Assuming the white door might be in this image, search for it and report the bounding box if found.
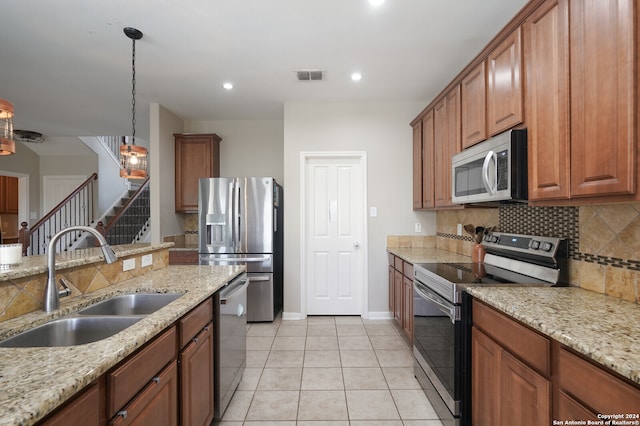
[304,154,366,315]
[42,175,87,222]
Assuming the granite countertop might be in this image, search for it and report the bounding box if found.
[0,264,245,426]
[467,286,640,385]
[0,243,175,282]
[387,246,470,264]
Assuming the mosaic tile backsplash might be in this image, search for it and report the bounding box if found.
[436,204,640,304]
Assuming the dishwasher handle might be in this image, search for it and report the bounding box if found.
[220,275,250,304]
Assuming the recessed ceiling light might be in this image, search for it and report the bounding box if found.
[351,72,363,81]
[222,82,234,90]
[368,0,385,6]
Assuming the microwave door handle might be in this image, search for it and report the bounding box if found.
[482,150,497,194]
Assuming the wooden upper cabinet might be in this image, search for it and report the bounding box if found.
[433,98,448,207]
[461,61,487,149]
[569,0,636,198]
[412,121,423,210]
[445,85,461,207]
[422,110,435,209]
[524,0,571,201]
[174,133,222,213]
[487,27,523,136]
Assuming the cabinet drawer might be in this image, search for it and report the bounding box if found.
[473,300,550,375]
[558,347,640,415]
[388,253,395,266]
[41,381,101,426]
[108,326,177,418]
[110,361,178,426]
[394,256,404,271]
[403,261,414,278]
[179,298,213,348]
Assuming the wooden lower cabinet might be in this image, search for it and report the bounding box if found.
[388,254,414,342]
[500,350,550,426]
[180,323,215,426]
[471,328,500,426]
[109,361,178,426]
[40,381,104,426]
[473,300,640,425]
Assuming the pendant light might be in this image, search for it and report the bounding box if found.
[120,27,148,179]
[0,99,15,156]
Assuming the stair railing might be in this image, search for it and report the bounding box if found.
[97,176,150,245]
[19,173,98,256]
[97,136,125,160]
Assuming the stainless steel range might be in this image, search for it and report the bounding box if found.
[413,232,567,426]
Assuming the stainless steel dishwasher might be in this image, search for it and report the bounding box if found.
[214,272,249,420]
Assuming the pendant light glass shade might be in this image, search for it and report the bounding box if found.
[0,99,15,156]
[119,27,148,179]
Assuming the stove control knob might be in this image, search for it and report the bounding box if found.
[484,234,492,242]
[492,236,499,243]
[541,242,553,252]
[531,240,540,250]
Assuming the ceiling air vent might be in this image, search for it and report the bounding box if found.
[14,129,45,143]
[296,69,325,81]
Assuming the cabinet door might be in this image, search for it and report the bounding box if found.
[41,382,102,426]
[487,28,523,136]
[434,86,461,208]
[524,0,571,201]
[174,134,221,213]
[402,275,413,341]
[472,328,500,426]
[388,265,395,314]
[393,269,403,326]
[433,98,448,208]
[421,110,435,209]
[569,0,635,197]
[556,391,598,422]
[412,121,423,210]
[461,61,487,148]
[180,324,214,426]
[110,361,178,426]
[500,350,550,426]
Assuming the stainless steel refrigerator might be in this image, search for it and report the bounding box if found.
[198,177,283,322]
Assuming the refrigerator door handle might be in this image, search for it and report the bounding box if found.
[249,274,271,282]
[234,179,241,251]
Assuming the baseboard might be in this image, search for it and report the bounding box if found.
[364,311,394,320]
[282,311,304,321]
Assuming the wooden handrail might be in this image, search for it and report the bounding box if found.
[29,173,98,231]
[103,176,150,233]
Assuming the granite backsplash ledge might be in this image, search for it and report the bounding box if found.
[0,243,173,322]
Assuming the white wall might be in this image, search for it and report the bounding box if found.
[185,120,284,183]
[283,101,436,317]
[150,103,184,242]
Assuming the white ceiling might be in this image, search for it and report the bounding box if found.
[1,0,527,155]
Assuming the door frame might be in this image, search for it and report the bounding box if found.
[299,151,369,319]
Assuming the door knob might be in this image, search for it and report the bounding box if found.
[354,242,360,249]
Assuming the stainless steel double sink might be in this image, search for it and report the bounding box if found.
[0,293,183,348]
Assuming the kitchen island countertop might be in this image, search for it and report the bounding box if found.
[467,286,640,386]
[0,264,245,426]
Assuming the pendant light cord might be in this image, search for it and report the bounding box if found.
[131,37,137,146]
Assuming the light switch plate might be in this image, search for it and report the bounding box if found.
[415,223,422,233]
[141,254,153,267]
[123,258,135,271]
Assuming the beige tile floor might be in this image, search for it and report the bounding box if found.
[216,315,443,426]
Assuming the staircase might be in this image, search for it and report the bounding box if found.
[97,178,150,246]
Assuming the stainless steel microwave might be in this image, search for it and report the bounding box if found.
[451,129,527,204]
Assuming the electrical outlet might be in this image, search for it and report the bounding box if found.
[141,254,153,267]
[414,223,422,233]
[457,223,463,236]
[123,258,135,271]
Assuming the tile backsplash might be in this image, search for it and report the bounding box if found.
[436,204,640,304]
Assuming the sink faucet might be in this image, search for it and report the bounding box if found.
[45,226,118,312]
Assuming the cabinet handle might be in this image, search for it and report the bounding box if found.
[117,410,128,419]
[204,326,209,331]
[152,377,161,384]
[192,337,199,343]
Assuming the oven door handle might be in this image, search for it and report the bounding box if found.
[414,283,459,324]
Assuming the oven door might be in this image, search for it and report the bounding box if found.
[413,278,462,418]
